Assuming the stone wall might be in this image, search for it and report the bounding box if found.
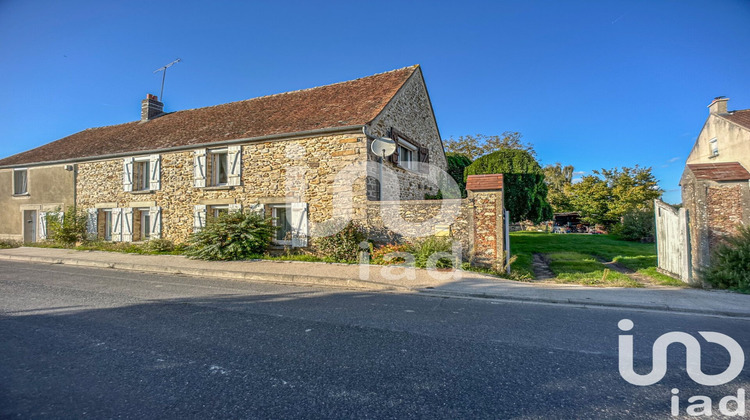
[681,172,750,278]
[361,187,506,267]
[77,133,367,243]
[366,67,447,202]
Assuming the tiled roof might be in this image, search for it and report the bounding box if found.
[466,174,504,191]
[0,65,419,167]
[686,162,750,181]
[721,109,750,131]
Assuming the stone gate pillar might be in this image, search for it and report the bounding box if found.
[466,174,507,270]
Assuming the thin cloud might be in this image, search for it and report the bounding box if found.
[668,157,680,163]
[572,171,586,176]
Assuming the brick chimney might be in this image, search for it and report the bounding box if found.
[141,94,163,121]
[708,96,728,115]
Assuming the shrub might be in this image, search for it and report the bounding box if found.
[406,236,455,269]
[612,208,654,242]
[313,222,366,263]
[0,239,22,249]
[701,225,750,292]
[144,238,176,253]
[186,211,276,261]
[47,206,89,246]
[371,243,410,265]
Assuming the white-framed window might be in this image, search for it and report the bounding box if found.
[210,149,229,186]
[140,208,151,240]
[271,204,293,245]
[398,139,417,171]
[134,159,151,191]
[709,138,719,157]
[13,169,28,195]
[209,204,229,219]
[123,155,160,192]
[103,209,113,241]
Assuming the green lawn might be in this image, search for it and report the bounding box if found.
[510,232,685,287]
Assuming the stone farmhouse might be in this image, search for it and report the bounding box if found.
[0,65,446,245]
[680,97,750,278]
[0,65,508,267]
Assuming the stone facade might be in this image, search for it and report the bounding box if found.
[75,67,449,246]
[77,133,366,243]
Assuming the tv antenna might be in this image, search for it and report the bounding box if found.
[153,58,181,102]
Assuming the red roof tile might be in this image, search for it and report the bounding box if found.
[466,174,504,191]
[686,162,750,181]
[721,109,750,131]
[0,66,419,167]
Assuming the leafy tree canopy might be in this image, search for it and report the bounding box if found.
[443,132,535,160]
[543,163,575,213]
[569,165,662,226]
[465,148,553,223]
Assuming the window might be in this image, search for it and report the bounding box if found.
[104,209,113,241]
[398,140,417,171]
[210,150,229,186]
[272,205,293,245]
[140,209,151,240]
[13,169,27,195]
[209,205,229,219]
[709,138,719,157]
[134,160,151,191]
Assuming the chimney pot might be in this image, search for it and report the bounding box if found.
[141,93,164,121]
[708,96,729,115]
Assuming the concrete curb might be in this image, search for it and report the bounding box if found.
[0,254,406,292]
[4,253,750,318]
[418,290,750,319]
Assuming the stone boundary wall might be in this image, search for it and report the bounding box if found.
[361,186,506,267]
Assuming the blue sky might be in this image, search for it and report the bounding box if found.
[1,0,749,204]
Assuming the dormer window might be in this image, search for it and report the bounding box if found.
[709,138,719,157]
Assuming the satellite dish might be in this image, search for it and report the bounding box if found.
[370,137,396,157]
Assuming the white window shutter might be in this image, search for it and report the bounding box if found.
[150,154,161,190]
[194,205,207,232]
[150,206,162,239]
[38,212,48,240]
[122,208,133,242]
[227,145,242,186]
[228,203,242,213]
[194,149,207,188]
[86,208,98,239]
[123,157,134,192]
[112,209,123,242]
[290,202,308,248]
[249,203,265,217]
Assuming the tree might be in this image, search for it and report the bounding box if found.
[445,152,473,198]
[464,148,553,223]
[543,163,575,213]
[443,132,535,160]
[569,166,662,226]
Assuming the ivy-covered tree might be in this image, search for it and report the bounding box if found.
[443,132,535,160]
[464,148,553,223]
[445,152,473,197]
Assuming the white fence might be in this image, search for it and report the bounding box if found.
[654,199,691,283]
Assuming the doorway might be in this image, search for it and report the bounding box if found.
[23,210,37,243]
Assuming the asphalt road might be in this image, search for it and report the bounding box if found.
[1,260,749,419]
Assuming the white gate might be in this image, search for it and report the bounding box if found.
[654,199,691,283]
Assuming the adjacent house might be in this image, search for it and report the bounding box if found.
[0,65,447,246]
[680,97,750,278]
